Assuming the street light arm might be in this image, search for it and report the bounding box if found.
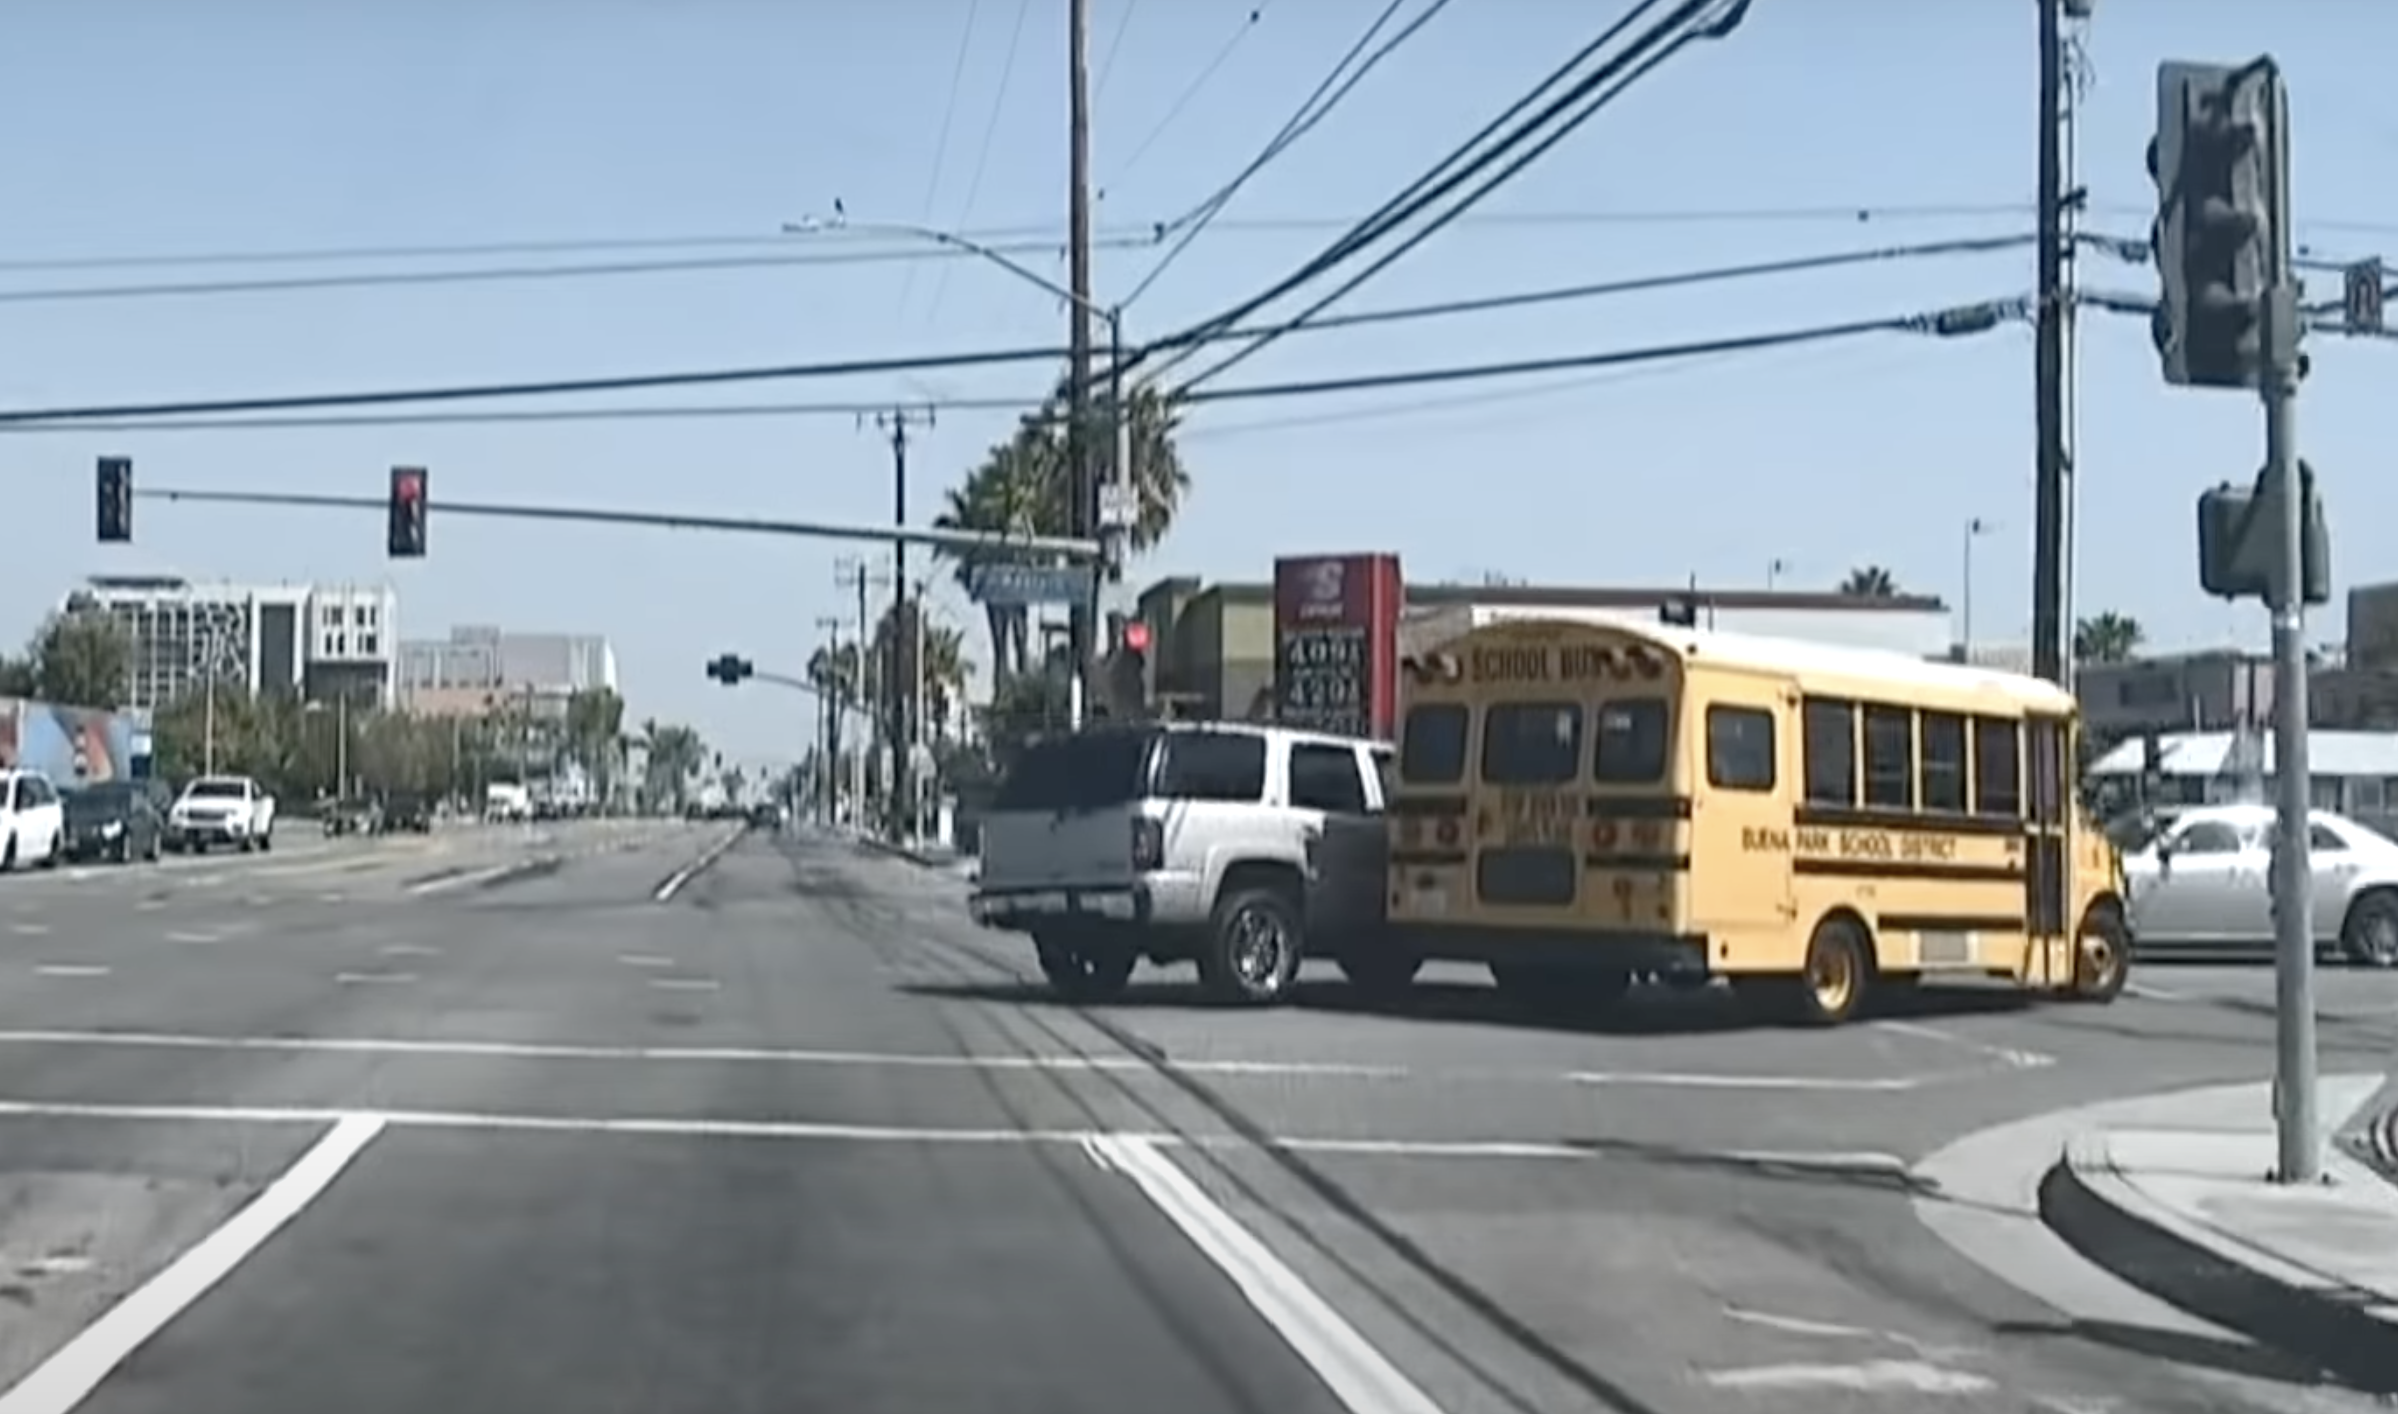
[781,216,1120,334]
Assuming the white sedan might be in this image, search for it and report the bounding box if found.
[2123,803,2398,967]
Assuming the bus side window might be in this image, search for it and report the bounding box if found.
[1802,697,1856,806]
[1921,711,1968,813]
[1973,717,2023,818]
[1706,706,1776,792]
[1863,704,1915,809]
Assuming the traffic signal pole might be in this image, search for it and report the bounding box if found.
[2253,70,2318,1185]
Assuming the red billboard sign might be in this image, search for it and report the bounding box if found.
[1273,554,1402,741]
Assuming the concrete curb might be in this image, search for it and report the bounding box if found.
[851,833,969,875]
[2040,1133,2398,1393]
[2334,1074,2398,1185]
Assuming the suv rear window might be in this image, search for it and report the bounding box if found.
[994,730,1157,812]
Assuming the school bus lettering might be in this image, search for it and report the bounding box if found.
[1500,791,1574,845]
[1838,830,1896,859]
[1740,826,1791,853]
[1794,828,1834,854]
[1471,647,1552,683]
[1899,833,1959,862]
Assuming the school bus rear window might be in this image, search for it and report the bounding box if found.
[1400,704,1468,783]
[1482,702,1582,786]
[1593,699,1668,783]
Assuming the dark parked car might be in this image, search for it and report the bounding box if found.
[383,793,434,833]
[60,782,164,864]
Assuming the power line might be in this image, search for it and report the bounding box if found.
[0,303,2009,434]
[1168,0,1754,392]
[1141,0,1743,386]
[1149,233,2036,351]
[1094,0,1141,100]
[0,239,2018,430]
[0,342,1078,425]
[920,0,1035,330]
[892,0,987,325]
[1171,308,1987,407]
[0,237,1162,307]
[1122,0,1451,308]
[1106,2,1275,182]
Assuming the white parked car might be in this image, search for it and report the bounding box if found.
[166,775,277,854]
[2123,803,2398,967]
[0,768,65,872]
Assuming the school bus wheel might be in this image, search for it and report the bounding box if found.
[1741,916,1873,1026]
[2068,899,2130,1004]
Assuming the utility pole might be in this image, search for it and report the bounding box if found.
[2029,0,2070,687]
[814,615,843,826]
[833,556,889,835]
[1065,0,1097,724]
[869,407,933,844]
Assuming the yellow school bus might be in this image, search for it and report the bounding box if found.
[1381,615,2129,1025]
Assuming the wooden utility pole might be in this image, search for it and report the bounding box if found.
[1066,0,1096,717]
[871,407,933,842]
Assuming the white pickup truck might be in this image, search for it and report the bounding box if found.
[166,775,276,854]
[969,721,1396,1005]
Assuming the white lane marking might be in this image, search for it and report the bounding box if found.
[1699,1360,1994,1394]
[0,1096,1912,1172]
[2125,981,2184,1001]
[649,978,721,992]
[165,931,221,945]
[617,954,675,968]
[379,944,441,958]
[335,972,416,986]
[1722,1307,1886,1340]
[1719,1148,1913,1173]
[317,893,347,904]
[1870,1018,2054,1071]
[0,1028,1407,1079]
[1086,1134,1447,1414]
[10,923,51,936]
[405,861,533,896]
[652,827,748,902]
[135,899,167,912]
[1571,1069,1920,1093]
[32,966,109,979]
[0,1114,383,1414]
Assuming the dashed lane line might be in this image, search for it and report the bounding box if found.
[30,965,110,979]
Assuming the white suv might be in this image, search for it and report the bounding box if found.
[0,769,66,873]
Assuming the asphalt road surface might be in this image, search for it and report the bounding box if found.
[0,823,2391,1414]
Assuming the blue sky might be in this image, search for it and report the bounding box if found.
[3,2,2392,763]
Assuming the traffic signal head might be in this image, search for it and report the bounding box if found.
[387,466,428,558]
[704,653,753,685]
[2151,61,2278,390]
[96,456,132,543]
[2195,463,2329,606]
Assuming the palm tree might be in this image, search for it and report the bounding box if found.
[1839,565,1901,597]
[637,718,706,811]
[2074,611,2146,665]
[933,382,1191,681]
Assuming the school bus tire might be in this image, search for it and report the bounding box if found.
[2068,898,2131,1004]
[1199,884,1305,1006]
[1745,914,1873,1027]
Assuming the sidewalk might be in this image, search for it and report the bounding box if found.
[2042,1071,2398,1393]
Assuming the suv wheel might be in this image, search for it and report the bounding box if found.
[1199,885,1304,1006]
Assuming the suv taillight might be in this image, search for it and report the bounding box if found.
[1130,817,1164,872]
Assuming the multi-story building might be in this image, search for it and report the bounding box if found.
[59,575,398,712]
[397,625,619,720]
